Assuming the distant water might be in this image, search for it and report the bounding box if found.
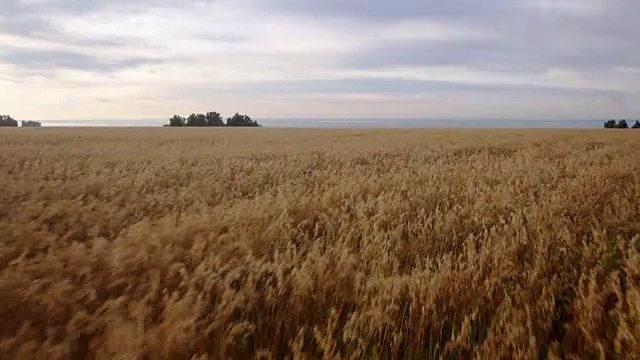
[37,118,607,129]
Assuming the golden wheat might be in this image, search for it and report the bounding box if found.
[1,128,639,359]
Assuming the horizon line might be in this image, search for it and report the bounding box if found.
[15,118,631,123]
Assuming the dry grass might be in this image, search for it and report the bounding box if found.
[1,128,639,359]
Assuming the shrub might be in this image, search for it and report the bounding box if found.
[21,121,41,127]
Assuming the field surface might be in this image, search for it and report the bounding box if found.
[1,128,640,359]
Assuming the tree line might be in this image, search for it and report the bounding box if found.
[4,113,638,129]
[165,112,260,127]
[604,119,640,129]
[0,115,18,127]
[0,115,42,127]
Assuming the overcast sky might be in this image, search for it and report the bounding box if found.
[0,0,638,120]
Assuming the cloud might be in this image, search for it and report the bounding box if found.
[205,77,622,97]
[250,0,510,22]
[0,0,639,120]
[0,46,160,73]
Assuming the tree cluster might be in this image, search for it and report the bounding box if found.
[166,112,260,127]
[21,121,42,127]
[0,115,18,127]
[605,119,640,129]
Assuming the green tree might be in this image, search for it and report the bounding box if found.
[226,113,260,127]
[168,115,185,127]
[0,115,18,127]
[186,113,208,127]
[206,112,224,126]
[617,119,629,129]
[604,119,617,129]
[632,121,640,129]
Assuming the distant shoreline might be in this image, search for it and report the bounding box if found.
[21,119,612,129]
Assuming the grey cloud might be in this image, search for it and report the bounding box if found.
[2,0,175,16]
[255,0,639,73]
[0,0,162,74]
[309,0,640,79]
[343,39,529,71]
[0,47,160,73]
[0,14,57,39]
[252,0,513,22]
[343,33,640,75]
[257,0,639,28]
[5,0,510,21]
[0,0,249,55]
[0,0,133,47]
[0,19,128,48]
[196,78,623,98]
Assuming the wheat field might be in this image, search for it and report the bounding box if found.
[1,128,639,359]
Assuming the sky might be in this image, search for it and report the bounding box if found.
[0,0,639,121]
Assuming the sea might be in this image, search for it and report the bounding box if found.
[36,119,608,129]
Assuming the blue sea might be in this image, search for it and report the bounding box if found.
[37,118,607,129]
